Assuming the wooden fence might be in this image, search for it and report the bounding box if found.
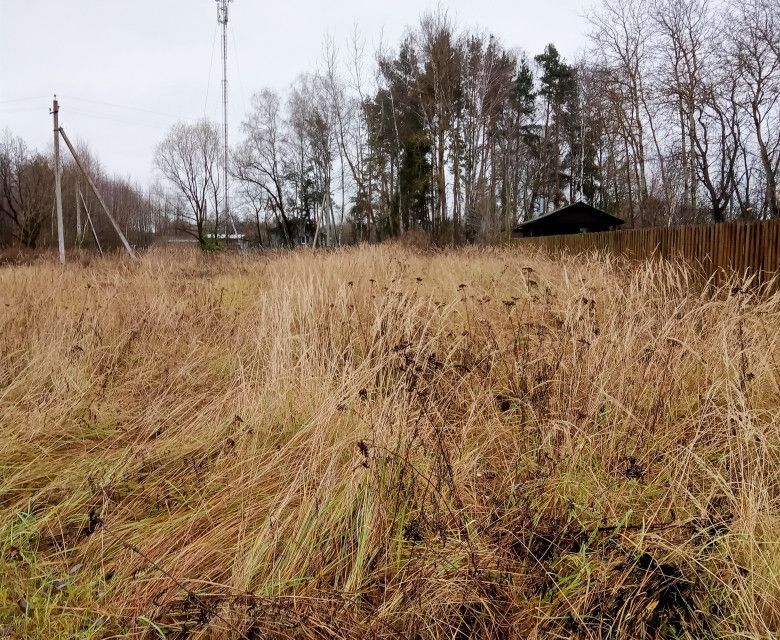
[513,219,780,285]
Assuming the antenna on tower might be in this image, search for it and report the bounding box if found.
[216,0,238,239]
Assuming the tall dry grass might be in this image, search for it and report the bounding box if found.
[0,245,778,639]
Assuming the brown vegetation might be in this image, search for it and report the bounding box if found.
[0,246,778,638]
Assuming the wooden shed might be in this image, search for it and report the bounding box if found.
[514,202,625,238]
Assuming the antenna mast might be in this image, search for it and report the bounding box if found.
[216,0,235,235]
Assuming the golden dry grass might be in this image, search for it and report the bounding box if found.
[0,245,779,639]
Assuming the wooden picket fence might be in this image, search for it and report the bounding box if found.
[513,219,780,286]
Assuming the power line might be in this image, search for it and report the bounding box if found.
[60,95,179,120]
[65,107,176,128]
[0,95,50,104]
[0,94,200,126]
[0,106,50,114]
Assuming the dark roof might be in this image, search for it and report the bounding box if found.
[514,202,624,236]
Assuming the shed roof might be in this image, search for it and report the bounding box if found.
[514,202,624,235]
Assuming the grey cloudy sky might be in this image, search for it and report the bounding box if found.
[0,0,592,185]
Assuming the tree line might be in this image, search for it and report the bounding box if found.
[2,0,778,250]
[0,133,162,251]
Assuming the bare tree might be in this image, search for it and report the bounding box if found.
[289,74,338,246]
[653,0,713,220]
[0,132,53,249]
[322,37,358,244]
[235,90,296,247]
[691,57,742,222]
[154,120,221,246]
[236,180,266,247]
[589,0,654,225]
[731,0,780,218]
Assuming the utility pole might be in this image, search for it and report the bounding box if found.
[51,96,65,264]
[216,0,238,239]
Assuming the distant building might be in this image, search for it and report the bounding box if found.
[513,202,625,238]
[155,233,199,247]
[215,233,249,251]
[154,231,248,250]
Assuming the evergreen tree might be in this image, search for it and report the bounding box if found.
[534,44,577,210]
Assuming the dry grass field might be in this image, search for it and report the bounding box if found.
[0,246,779,639]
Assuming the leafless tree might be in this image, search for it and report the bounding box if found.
[290,74,339,247]
[154,120,222,245]
[589,0,656,225]
[235,90,295,246]
[0,132,53,249]
[730,0,780,217]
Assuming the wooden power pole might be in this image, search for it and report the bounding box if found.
[52,96,65,264]
[48,98,136,261]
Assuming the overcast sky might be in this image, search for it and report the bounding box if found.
[0,0,592,185]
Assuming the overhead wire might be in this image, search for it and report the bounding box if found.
[60,95,179,120]
[57,101,202,130]
[64,107,180,129]
[0,105,50,114]
[0,95,50,104]
[2,16,233,180]
[0,95,192,126]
